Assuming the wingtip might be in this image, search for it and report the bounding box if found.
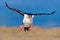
[5,2,9,8]
[53,11,56,13]
[51,11,56,14]
[5,2,7,4]
[5,2,7,5]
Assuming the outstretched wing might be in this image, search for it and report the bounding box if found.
[5,2,24,16]
[30,11,56,16]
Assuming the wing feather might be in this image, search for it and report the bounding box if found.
[5,2,24,16]
[31,11,56,16]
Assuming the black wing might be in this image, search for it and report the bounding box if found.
[30,11,56,16]
[5,2,24,16]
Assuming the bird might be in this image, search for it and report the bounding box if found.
[5,2,56,32]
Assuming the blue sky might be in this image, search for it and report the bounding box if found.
[0,0,60,28]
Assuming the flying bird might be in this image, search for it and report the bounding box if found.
[5,2,56,32]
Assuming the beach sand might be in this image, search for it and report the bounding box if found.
[0,26,60,40]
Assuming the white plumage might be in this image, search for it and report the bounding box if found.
[23,14,34,27]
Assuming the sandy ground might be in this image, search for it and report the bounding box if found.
[0,26,60,40]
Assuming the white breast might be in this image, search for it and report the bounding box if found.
[23,14,31,24]
[23,14,33,27]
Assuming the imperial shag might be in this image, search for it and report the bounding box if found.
[5,2,56,32]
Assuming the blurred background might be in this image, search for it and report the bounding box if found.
[0,0,60,28]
